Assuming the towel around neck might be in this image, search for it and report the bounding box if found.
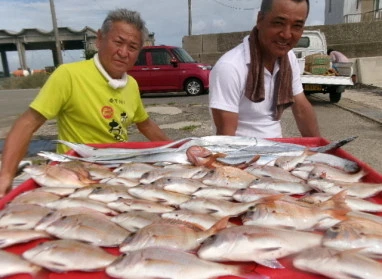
[244,27,294,121]
[93,53,128,89]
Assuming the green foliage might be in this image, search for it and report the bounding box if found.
[180,125,200,131]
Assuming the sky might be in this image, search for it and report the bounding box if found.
[0,0,325,72]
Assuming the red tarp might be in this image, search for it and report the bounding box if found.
[1,138,382,279]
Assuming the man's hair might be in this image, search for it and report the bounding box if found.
[100,8,149,45]
[260,0,310,16]
[327,48,334,55]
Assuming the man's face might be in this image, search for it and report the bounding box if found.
[96,21,142,79]
[256,0,307,60]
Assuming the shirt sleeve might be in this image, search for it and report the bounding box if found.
[29,65,72,119]
[209,60,245,113]
[289,51,304,96]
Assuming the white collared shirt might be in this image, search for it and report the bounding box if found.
[209,35,303,138]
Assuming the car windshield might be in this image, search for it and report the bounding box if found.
[172,48,196,63]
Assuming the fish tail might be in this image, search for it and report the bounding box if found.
[233,264,270,279]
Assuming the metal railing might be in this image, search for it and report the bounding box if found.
[344,9,382,23]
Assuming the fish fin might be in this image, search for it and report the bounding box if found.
[207,216,230,232]
[323,190,351,210]
[254,258,284,269]
[234,265,270,279]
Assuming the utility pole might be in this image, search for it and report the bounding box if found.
[49,0,63,66]
[188,0,192,36]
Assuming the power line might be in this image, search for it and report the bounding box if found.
[212,0,259,11]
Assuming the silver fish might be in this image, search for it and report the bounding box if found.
[113,162,159,179]
[198,225,322,269]
[119,216,229,252]
[245,164,303,182]
[0,250,42,277]
[192,186,237,201]
[0,229,50,248]
[9,190,61,206]
[106,247,267,279]
[151,177,208,195]
[128,185,190,206]
[308,178,382,198]
[45,213,131,247]
[0,204,52,230]
[45,197,118,215]
[248,177,312,195]
[111,211,162,232]
[107,198,175,213]
[308,164,367,183]
[202,166,258,188]
[23,239,117,272]
[293,246,382,279]
[233,188,282,203]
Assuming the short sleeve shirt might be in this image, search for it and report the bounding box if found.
[209,35,303,138]
[30,59,149,153]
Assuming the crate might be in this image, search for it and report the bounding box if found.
[333,62,353,76]
[304,53,331,66]
[305,64,330,75]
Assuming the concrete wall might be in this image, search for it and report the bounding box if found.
[182,21,382,86]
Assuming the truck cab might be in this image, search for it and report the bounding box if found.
[293,30,353,103]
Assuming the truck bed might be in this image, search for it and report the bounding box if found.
[301,75,353,85]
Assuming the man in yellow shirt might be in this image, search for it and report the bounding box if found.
[0,8,170,196]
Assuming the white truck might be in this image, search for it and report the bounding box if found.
[293,30,354,103]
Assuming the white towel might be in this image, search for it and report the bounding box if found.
[93,53,128,89]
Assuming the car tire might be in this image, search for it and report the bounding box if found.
[329,92,342,103]
[185,78,203,96]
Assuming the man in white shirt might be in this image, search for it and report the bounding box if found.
[209,0,320,139]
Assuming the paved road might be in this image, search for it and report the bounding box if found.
[0,88,381,174]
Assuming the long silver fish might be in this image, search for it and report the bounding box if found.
[293,246,382,279]
[23,239,117,272]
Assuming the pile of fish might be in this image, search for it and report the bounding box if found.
[1,135,382,279]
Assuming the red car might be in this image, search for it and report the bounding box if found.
[128,45,212,96]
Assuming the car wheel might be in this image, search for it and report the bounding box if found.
[185,78,203,96]
[329,92,342,103]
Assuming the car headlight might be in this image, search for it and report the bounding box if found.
[197,65,212,70]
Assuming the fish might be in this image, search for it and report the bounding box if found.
[179,197,256,218]
[192,186,237,201]
[107,197,175,213]
[87,184,134,202]
[242,194,349,231]
[106,247,267,279]
[45,197,118,215]
[307,178,382,198]
[9,190,61,206]
[274,149,313,171]
[113,162,160,179]
[119,216,229,252]
[245,164,304,183]
[151,177,208,195]
[0,250,42,277]
[308,164,367,183]
[233,188,282,203]
[0,229,50,248]
[127,185,190,206]
[197,225,322,269]
[23,164,96,188]
[293,246,382,279]
[202,166,258,188]
[322,217,382,258]
[45,213,131,247]
[0,204,52,230]
[111,211,162,232]
[304,152,360,173]
[161,209,232,230]
[23,239,117,272]
[99,176,140,187]
[139,165,209,184]
[248,177,312,195]
[300,191,382,212]
[35,206,111,231]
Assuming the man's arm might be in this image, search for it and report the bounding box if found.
[136,118,170,141]
[0,108,47,197]
[292,93,321,137]
[211,108,238,136]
